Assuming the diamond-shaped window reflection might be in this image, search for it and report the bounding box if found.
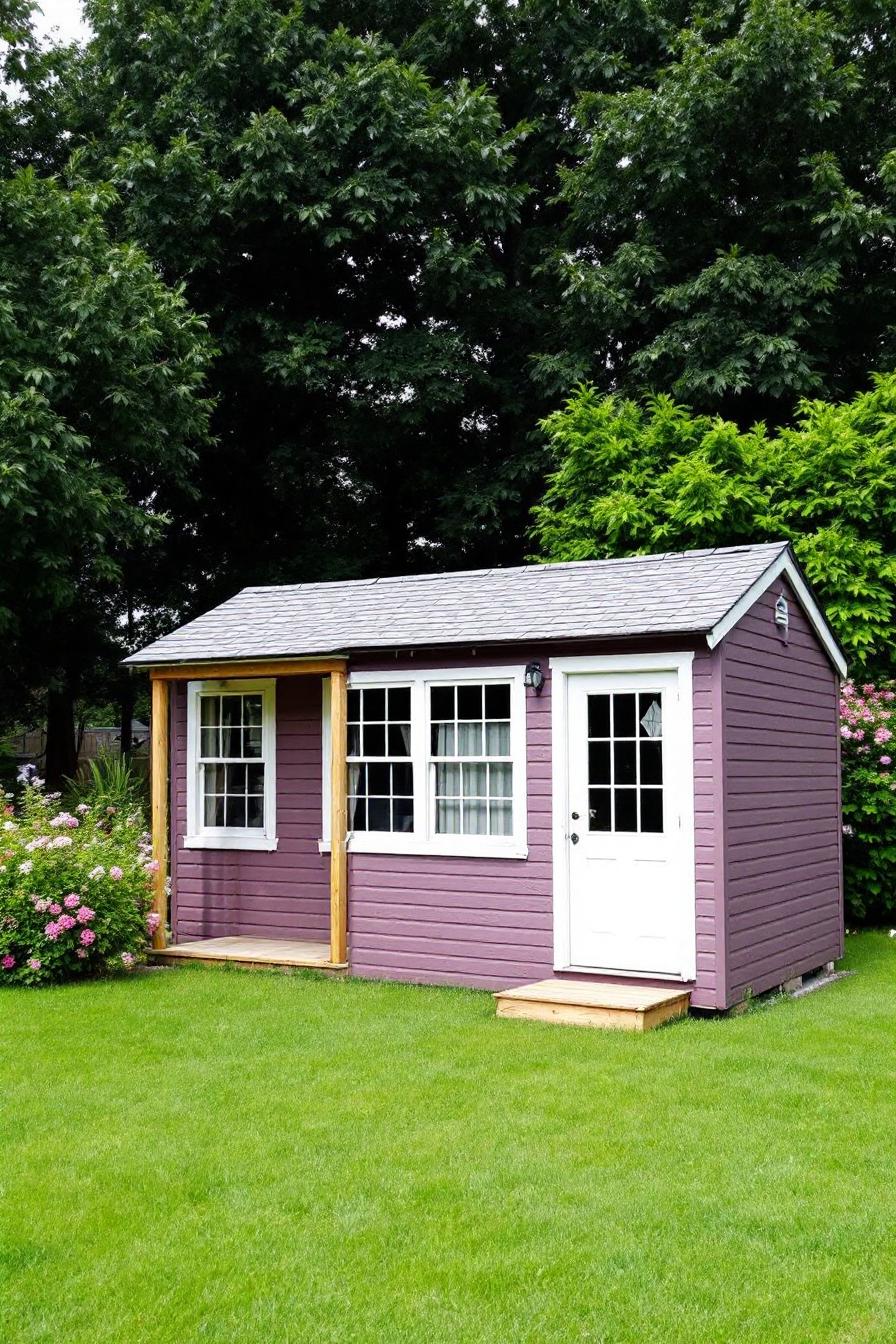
[640,699,662,739]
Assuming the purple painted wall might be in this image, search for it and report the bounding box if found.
[720,579,843,1003]
[170,677,330,941]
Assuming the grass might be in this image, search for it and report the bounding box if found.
[2,934,895,1343]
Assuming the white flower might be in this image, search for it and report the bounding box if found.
[88,865,105,880]
[2,820,16,832]
[18,860,33,874]
[47,835,73,849]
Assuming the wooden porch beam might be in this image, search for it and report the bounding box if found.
[150,677,170,950]
[148,658,347,682]
[329,667,349,966]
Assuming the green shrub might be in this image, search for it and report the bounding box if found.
[841,681,896,924]
[69,748,147,813]
[0,772,159,986]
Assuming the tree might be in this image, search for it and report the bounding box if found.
[554,0,896,425]
[0,168,212,783]
[532,374,896,669]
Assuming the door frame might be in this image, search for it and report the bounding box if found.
[550,652,697,980]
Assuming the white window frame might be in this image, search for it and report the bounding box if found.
[321,666,528,859]
[185,678,278,851]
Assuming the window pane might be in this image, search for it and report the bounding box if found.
[348,763,366,797]
[225,796,247,828]
[389,687,411,720]
[246,795,264,828]
[488,762,513,798]
[347,688,361,722]
[435,763,461,797]
[615,788,637,832]
[484,720,510,756]
[367,763,391,796]
[464,798,488,835]
[457,685,483,721]
[200,696,220,727]
[222,696,242,727]
[436,798,460,834]
[430,685,454,720]
[244,696,263,727]
[614,741,637,786]
[221,725,242,758]
[639,694,663,739]
[392,762,413,796]
[613,694,636,738]
[347,724,361,756]
[246,765,265,795]
[388,723,411,756]
[490,800,512,836]
[200,728,219,759]
[244,727,263,758]
[431,723,455,756]
[640,741,663,786]
[204,794,224,827]
[457,721,482,755]
[364,688,386,721]
[392,797,414,833]
[588,742,610,786]
[363,723,386,757]
[641,789,663,833]
[226,763,247,793]
[485,684,511,719]
[205,764,227,794]
[588,694,610,738]
[367,797,390,831]
[588,788,611,832]
[462,763,488,798]
[350,796,367,830]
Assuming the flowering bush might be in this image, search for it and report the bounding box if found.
[841,681,896,923]
[0,771,160,986]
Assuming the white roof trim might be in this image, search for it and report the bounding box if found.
[706,550,847,677]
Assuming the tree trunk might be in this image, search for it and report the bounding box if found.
[44,680,78,789]
[119,675,135,759]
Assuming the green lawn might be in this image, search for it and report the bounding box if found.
[2,934,895,1343]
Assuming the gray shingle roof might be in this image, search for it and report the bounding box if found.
[124,542,796,667]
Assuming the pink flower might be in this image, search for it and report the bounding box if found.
[881,755,892,766]
[47,835,72,849]
[76,803,90,814]
[44,921,61,941]
[121,951,135,968]
[146,911,161,934]
[1,954,15,970]
[63,893,80,909]
[875,727,892,745]
[58,913,76,931]
[146,859,160,874]
[27,958,41,971]
[109,866,123,881]
[80,928,96,947]
[49,902,62,916]
[76,948,87,959]
[32,896,49,913]
[76,906,94,924]
[49,812,78,829]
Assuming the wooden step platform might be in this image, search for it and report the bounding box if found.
[150,936,346,973]
[494,979,691,1031]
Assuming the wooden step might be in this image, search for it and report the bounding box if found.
[494,979,690,1031]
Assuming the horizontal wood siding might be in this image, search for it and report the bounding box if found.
[722,580,843,1004]
[347,651,554,990]
[170,677,330,941]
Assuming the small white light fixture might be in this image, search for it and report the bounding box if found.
[775,593,789,629]
[524,660,545,695]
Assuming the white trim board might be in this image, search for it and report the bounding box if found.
[550,652,697,981]
[707,550,847,677]
[184,678,279,853]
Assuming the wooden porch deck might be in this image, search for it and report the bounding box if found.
[150,936,347,973]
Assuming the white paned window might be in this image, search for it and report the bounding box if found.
[322,667,527,859]
[186,679,277,851]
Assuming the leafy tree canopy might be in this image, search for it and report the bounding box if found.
[532,374,896,668]
[0,166,212,775]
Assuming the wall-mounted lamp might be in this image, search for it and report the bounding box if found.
[774,593,789,644]
[524,660,546,695]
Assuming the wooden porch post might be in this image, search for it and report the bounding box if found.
[329,668,348,965]
[150,677,170,950]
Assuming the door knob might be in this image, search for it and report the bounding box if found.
[571,811,580,820]
[570,833,579,845]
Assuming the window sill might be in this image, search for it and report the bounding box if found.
[183,834,279,852]
[318,837,528,861]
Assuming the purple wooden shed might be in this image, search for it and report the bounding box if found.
[126,541,846,1019]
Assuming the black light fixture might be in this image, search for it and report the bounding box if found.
[524,660,545,695]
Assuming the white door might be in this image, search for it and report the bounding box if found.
[563,670,693,976]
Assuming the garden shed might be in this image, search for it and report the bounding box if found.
[125,541,845,1022]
